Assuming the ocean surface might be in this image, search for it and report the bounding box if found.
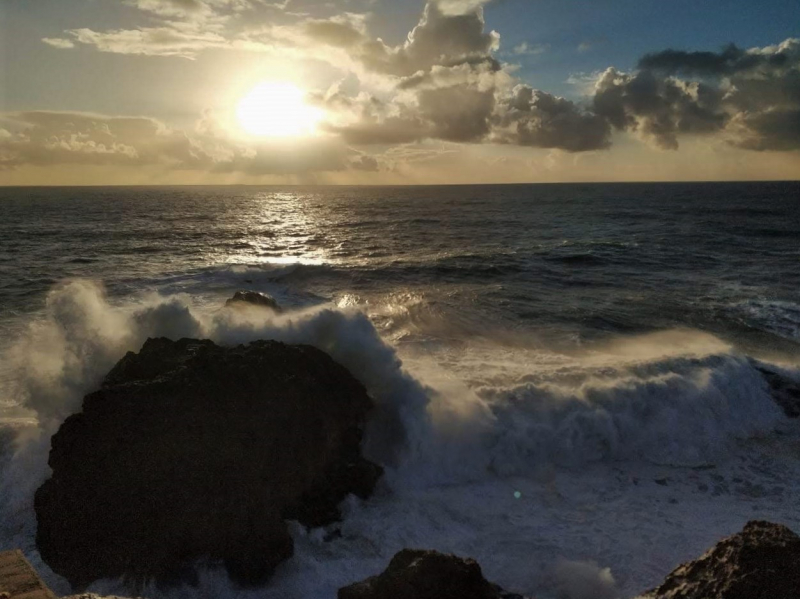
[1,182,799,598]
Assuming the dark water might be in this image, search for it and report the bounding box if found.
[1,182,798,350]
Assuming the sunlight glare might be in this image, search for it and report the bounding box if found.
[236,82,323,138]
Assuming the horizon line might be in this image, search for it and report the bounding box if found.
[1,179,799,189]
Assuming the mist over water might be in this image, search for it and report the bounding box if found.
[1,182,799,598]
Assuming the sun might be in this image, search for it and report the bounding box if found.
[236,82,323,138]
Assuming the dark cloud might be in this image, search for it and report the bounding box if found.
[387,2,499,75]
[638,43,794,77]
[593,38,800,151]
[420,85,495,142]
[730,109,800,151]
[349,153,380,171]
[593,69,726,149]
[495,86,611,151]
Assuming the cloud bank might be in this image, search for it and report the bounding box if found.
[19,0,800,180]
[0,111,357,175]
[595,38,800,150]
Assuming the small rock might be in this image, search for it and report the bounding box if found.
[338,550,528,599]
[225,290,282,312]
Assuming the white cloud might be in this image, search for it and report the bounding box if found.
[42,38,76,49]
[64,27,229,59]
[433,0,493,16]
[513,42,548,56]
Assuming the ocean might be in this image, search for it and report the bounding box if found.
[1,181,799,598]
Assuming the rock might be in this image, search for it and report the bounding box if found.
[0,550,57,599]
[35,337,382,590]
[338,550,527,599]
[753,363,800,418]
[641,520,800,598]
[225,290,282,312]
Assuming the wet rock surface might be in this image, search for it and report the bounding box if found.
[641,520,800,598]
[225,290,282,312]
[338,549,527,599]
[35,337,382,590]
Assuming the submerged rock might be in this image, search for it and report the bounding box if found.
[640,520,800,598]
[225,290,282,312]
[338,550,527,599]
[35,337,382,590]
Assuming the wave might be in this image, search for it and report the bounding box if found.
[0,280,796,598]
[733,298,800,341]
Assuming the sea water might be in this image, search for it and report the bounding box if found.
[1,182,799,598]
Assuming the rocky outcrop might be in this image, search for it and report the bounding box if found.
[0,550,56,599]
[338,550,526,599]
[641,520,800,598]
[35,337,382,590]
[225,291,282,312]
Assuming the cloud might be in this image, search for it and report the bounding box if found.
[273,3,500,78]
[349,153,380,171]
[593,38,800,150]
[299,4,606,152]
[0,111,352,175]
[593,68,726,149]
[728,108,800,151]
[0,112,199,169]
[44,0,283,58]
[127,0,270,24]
[42,38,75,49]
[64,27,229,59]
[433,0,494,16]
[494,85,611,151]
[513,42,549,56]
[638,40,798,77]
[37,0,800,156]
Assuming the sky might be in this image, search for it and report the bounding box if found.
[0,0,799,184]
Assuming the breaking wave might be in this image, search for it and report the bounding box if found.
[0,279,797,598]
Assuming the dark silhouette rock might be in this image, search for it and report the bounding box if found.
[754,363,800,418]
[338,550,526,599]
[35,337,382,590]
[225,290,282,312]
[641,520,800,598]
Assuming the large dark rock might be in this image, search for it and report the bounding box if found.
[641,520,800,598]
[225,291,282,312]
[338,550,527,599]
[35,337,382,590]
